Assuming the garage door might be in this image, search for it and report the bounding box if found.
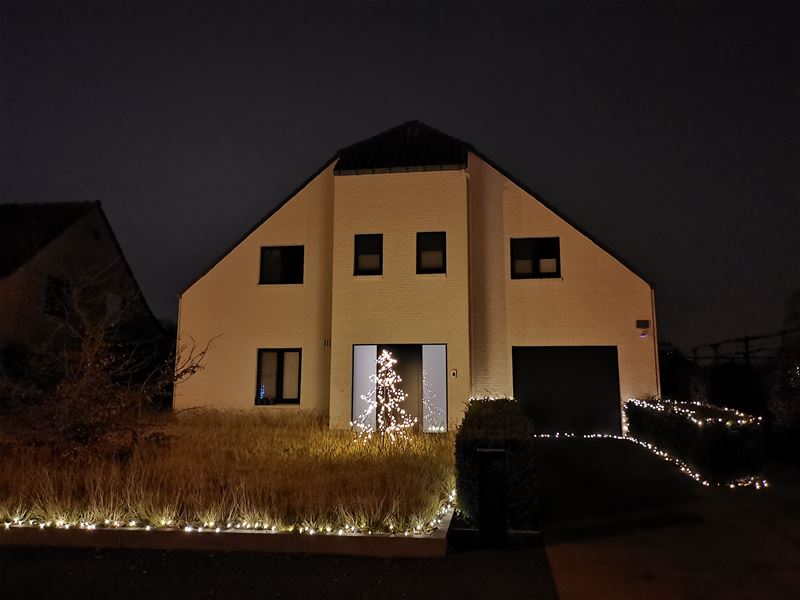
[512,346,622,435]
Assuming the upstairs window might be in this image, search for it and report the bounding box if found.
[416,232,446,274]
[354,234,383,276]
[510,237,561,279]
[259,246,304,284]
[256,349,301,405]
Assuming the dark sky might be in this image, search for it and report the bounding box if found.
[1,0,798,350]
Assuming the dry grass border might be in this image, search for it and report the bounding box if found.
[0,410,455,535]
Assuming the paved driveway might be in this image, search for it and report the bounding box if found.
[537,438,800,599]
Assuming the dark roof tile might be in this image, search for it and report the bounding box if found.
[334,120,469,174]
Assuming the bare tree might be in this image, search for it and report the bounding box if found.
[1,259,212,457]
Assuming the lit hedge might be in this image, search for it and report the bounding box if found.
[454,398,537,530]
[624,398,765,483]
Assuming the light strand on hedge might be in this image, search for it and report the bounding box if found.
[535,432,768,490]
[624,397,762,428]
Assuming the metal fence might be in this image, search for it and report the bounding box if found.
[689,328,800,365]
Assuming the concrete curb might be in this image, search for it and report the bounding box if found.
[1,509,453,558]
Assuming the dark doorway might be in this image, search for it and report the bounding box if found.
[512,346,622,435]
[377,344,422,425]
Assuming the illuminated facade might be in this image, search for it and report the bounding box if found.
[175,121,660,433]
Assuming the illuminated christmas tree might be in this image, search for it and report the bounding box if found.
[352,349,417,445]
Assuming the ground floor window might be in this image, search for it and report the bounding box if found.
[352,344,447,432]
[256,348,301,405]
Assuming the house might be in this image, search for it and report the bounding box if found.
[175,121,660,434]
[0,201,159,374]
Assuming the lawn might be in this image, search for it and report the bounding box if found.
[0,410,455,535]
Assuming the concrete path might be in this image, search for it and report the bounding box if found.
[537,439,800,599]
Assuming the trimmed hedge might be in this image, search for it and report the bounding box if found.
[624,398,765,483]
[455,398,537,530]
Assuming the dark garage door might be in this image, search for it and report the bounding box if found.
[512,346,622,435]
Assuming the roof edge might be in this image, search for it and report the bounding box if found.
[179,155,339,296]
[0,200,99,279]
[90,203,164,332]
[180,121,652,295]
[466,146,654,288]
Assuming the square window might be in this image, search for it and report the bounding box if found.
[510,238,561,279]
[354,234,383,276]
[259,246,304,284]
[256,349,301,405]
[417,232,446,274]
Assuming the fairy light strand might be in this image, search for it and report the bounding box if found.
[1,489,457,537]
[351,349,417,443]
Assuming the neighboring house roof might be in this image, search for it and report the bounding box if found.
[182,120,652,293]
[0,201,97,278]
[0,200,162,331]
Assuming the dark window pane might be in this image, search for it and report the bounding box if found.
[354,234,383,275]
[511,237,561,279]
[417,232,446,274]
[260,246,304,284]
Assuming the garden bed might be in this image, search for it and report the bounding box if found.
[0,410,455,554]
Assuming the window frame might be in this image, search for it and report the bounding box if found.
[510,237,562,279]
[353,233,383,276]
[255,348,302,405]
[416,231,447,275]
[258,245,304,285]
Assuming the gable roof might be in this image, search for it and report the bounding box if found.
[0,201,98,278]
[182,121,652,293]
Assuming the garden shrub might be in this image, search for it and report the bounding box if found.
[455,398,537,530]
[625,397,765,482]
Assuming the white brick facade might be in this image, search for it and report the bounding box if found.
[175,132,659,431]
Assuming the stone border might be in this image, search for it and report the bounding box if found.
[0,508,453,558]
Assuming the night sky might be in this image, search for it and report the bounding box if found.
[1,0,798,350]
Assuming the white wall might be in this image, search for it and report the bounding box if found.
[175,165,335,412]
[468,152,660,413]
[328,169,472,429]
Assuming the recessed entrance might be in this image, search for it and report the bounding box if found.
[352,344,447,432]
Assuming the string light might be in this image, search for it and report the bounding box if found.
[0,491,458,539]
[535,431,767,489]
[624,397,762,427]
[422,368,446,433]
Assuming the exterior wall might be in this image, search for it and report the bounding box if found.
[468,157,512,396]
[468,152,660,412]
[328,170,472,429]
[0,208,140,349]
[175,166,335,412]
[174,150,659,429]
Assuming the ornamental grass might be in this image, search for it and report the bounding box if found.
[0,410,454,534]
